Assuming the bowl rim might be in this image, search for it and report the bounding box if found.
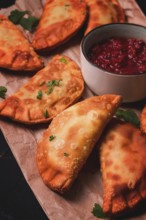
[81,23,146,77]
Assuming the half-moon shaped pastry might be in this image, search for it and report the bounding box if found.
[32,0,87,51]
[36,95,122,193]
[85,0,125,35]
[100,119,146,216]
[0,15,43,71]
[0,55,84,124]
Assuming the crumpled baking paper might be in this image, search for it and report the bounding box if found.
[0,1,146,219]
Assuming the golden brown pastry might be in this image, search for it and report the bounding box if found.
[0,54,84,124]
[85,0,125,35]
[36,95,122,193]
[0,15,43,71]
[32,0,87,51]
[140,106,146,133]
[100,119,146,216]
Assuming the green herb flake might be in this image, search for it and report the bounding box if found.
[47,79,62,87]
[54,79,62,86]
[49,135,56,141]
[0,86,7,99]
[8,9,29,24]
[47,80,55,87]
[8,9,39,32]
[46,87,53,95]
[64,152,69,157]
[92,203,107,219]
[37,90,43,100]
[44,109,49,118]
[115,108,140,128]
[46,79,62,95]
[60,57,68,64]
[19,16,39,31]
[39,81,45,86]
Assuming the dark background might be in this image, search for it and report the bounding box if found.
[0,1,146,220]
[136,0,146,14]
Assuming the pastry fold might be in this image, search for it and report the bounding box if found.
[32,0,87,51]
[0,55,84,124]
[36,95,122,193]
[85,0,125,35]
[100,119,146,216]
[0,15,43,71]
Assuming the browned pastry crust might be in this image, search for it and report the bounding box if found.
[36,95,122,193]
[100,119,146,216]
[85,0,125,35]
[140,105,146,133]
[32,0,87,51]
[0,15,43,71]
[0,54,84,124]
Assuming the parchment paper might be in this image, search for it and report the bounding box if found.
[0,1,146,219]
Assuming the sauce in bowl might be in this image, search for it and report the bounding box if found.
[88,37,146,75]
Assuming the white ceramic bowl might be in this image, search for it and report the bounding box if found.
[80,23,146,102]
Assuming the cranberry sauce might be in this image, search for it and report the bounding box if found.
[88,37,146,75]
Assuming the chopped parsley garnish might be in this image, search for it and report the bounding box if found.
[47,79,62,87]
[53,79,62,86]
[64,152,69,157]
[60,57,68,64]
[92,204,107,219]
[8,10,29,24]
[46,79,62,94]
[46,87,53,95]
[8,9,39,32]
[115,108,140,128]
[44,109,49,118]
[39,81,45,86]
[0,86,7,99]
[49,135,56,141]
[37,90,43,100]
[19,16,39,31]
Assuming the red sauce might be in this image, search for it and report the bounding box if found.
[88,37,146,75]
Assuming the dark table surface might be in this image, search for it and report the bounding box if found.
[0,1,146,220]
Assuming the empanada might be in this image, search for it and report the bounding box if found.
[0,55,84,124]
[32,0,87,51]
[0,15,43,71]
[85,0,125,35]
[140,105,146,133]
[36,95,122,193]
[100,119,146,216]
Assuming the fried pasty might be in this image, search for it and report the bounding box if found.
[85,0,125,35]
[140,106,146,133]
[100,119,146,216]
[36,95,122,193]
[0,15,43,71]
[0,55,84,124]
[32,0,87,51]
